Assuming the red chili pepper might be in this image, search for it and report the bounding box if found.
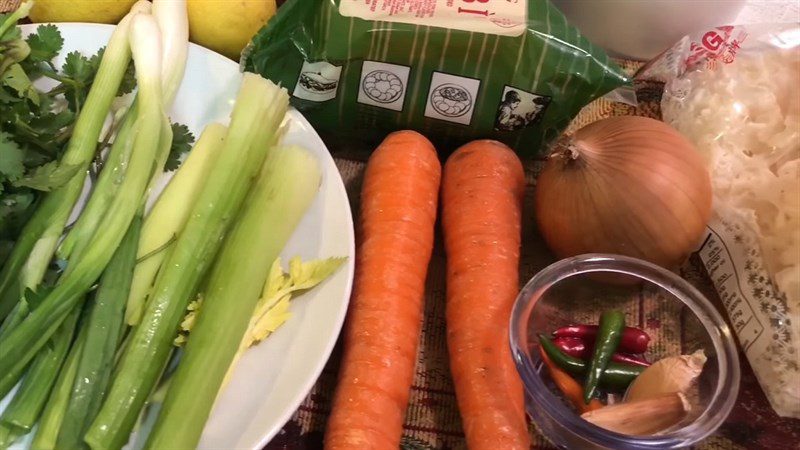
[553,324,651,354]
[553,337,651,367]
[553,337,589,358]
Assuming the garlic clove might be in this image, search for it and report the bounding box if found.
[581,392,691,436]
[624,349,707,403]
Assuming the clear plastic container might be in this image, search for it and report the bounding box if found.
[509,254,740,449]
[551,0,746,60]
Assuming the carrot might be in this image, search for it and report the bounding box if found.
[540,347,604,413]
[441,140,530,450]
[325,131,441,450]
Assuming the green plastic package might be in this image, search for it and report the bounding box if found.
[244,0,627,156]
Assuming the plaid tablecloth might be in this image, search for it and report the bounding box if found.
[1,1,798,448]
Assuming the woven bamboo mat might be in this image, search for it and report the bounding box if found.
[0,0,17,13]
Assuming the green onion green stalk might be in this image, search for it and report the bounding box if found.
[59,0,188,263]
[0,306,81,447]
[0,1,147,323]
[0,9,165,397]
[55,215,142,450]
[29,325,88,450]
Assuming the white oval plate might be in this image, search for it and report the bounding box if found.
[4,23,355,450]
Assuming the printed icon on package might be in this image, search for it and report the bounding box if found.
[430,84,472,118]
[293,61,342,102]
[494,86,551,131]
[424,72,481,125]
[362,70,404,103]
[357,61,411,111]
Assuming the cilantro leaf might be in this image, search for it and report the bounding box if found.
[28,109,74,138]
[26,24,63,63]
[13,160,81,191]
[165,123,195,171]
[117,60,136,96]
[88,47,104,72]
[62,51,93,84]
[0,132,25,181]
[61,51,94,112]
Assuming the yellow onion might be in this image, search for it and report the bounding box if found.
[535,116,712,268]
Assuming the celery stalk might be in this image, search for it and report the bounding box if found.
[144,145,321,449]
[0,3,141,322]
[86,74,289,450]
[126,123,227,325]
[0,12,165,392]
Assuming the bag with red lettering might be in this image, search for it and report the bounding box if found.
[242,0,627,157]
[639,23,800,419]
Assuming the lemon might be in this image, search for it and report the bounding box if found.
[29,0,138,24]
[187,0,277,60]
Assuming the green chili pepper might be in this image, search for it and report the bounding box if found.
[583,311,626,403]
[539,335,643,391]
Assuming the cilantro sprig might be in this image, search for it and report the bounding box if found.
[167,123,195,171]
[1,11,192,248]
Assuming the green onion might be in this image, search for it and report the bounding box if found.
[0,423,23,450]
[55,216,142,450]
[0,10,165,394]
[29,327,87,450]
[85,73,289,450]
[0,311,69,400]
[0,307,81,447]
[145,145,321,449]
[0,299,27,341]
[58,0,188,262]
[0,1,32,37]
[0,278,21,323]
[0,1,143,322]
[57,111,138,262]
[152,0,188,107]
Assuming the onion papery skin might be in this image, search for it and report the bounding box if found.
[534,116,713,269]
